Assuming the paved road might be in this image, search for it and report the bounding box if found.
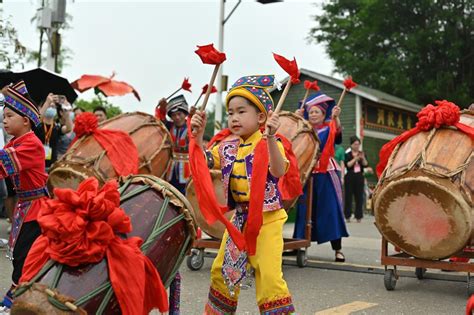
[0,217,469,314]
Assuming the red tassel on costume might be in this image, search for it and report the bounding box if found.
[317,120,338,173]
[207,128,232,148]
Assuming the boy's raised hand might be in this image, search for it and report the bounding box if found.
[266,110,281,136]
[190,110,207,140]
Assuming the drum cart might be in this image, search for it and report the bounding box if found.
[381,236,474,295]
[186,180,314,270]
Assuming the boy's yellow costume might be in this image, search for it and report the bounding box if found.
[204,75,295,315]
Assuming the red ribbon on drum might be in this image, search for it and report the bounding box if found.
[20,178,169,314]
[72,112,139,176]
[376,100,474,177]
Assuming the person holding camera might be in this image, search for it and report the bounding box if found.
[34,93,73,170]
[344,135,369,222]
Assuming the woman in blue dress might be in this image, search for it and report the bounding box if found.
[293,92,349,262]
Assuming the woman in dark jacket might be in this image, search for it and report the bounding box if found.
[344,136,368,222]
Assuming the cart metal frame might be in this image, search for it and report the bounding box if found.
[381,236,474,295]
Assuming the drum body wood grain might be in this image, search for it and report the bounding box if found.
[48,112,172,192]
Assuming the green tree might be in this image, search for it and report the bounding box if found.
[311,0,474,107]
[0,14,27,70]
[74,96,122,118]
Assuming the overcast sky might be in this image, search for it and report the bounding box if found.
[5,0,335,115]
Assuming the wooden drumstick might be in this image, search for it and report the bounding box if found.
[265,81,292,135]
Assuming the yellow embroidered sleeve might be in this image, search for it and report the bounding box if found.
[210,144,221,169]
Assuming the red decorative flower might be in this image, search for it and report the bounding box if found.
[38,178,132,266]
[201,84,217,95]
[304,80,320,91]
[273,53,300,84]
[343,76,357,90]
[195,44,226,65]
[416,100,460,131]
[74,112,99,138]
[181,77,192,92]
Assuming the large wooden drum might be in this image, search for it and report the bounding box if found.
[373,110,474,260]
[47,112,172,192]
[12,175,196,314]
[186,111,319,239]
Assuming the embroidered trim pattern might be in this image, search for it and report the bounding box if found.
[259,296,295,315]
[205,287,238,315]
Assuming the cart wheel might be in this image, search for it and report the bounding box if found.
[186,248,204,271]
[296,250,307,268]
[415,267,426,280]
[384,269,397,291]
[467,273,474,296]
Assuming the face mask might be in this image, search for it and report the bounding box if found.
[44,107,56,119]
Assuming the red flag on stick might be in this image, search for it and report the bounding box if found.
[195,44,226,111]
[194,84,218,107]
[300,80,320,109]
[166,77,192,100]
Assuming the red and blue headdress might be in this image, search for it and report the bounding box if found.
[2,81,41,127]
[225,75,275,114]
[303,92,335,122]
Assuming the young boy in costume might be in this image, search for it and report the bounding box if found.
[191,75,296,314]
[0,81,48,312]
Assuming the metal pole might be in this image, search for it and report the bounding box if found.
[214,0,225,134]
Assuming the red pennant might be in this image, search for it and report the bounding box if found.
[201,84,217,95]
[343,76,357,90]
[195,44,226,65]
[181,77,192,92]
[304,80,320,91]
[273,53,300,84]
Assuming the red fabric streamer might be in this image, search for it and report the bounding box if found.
[273,53,301,84]
[317,120,338,173]
[187,120,245,250]
[467,295,474,315]
[20,178,168,314]
[376,100,474,177]
[201,84,217,95]
[304,80,320,91]
[195,44,226,65]
[181,77,192,92]
[245,139,269,255]
[73,112,138,176]
[343,76,357,90]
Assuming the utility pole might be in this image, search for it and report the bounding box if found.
[38,0,65,72]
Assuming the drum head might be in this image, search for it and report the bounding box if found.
[375,176,471,259]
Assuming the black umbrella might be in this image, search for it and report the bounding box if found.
[0,68,78,105]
